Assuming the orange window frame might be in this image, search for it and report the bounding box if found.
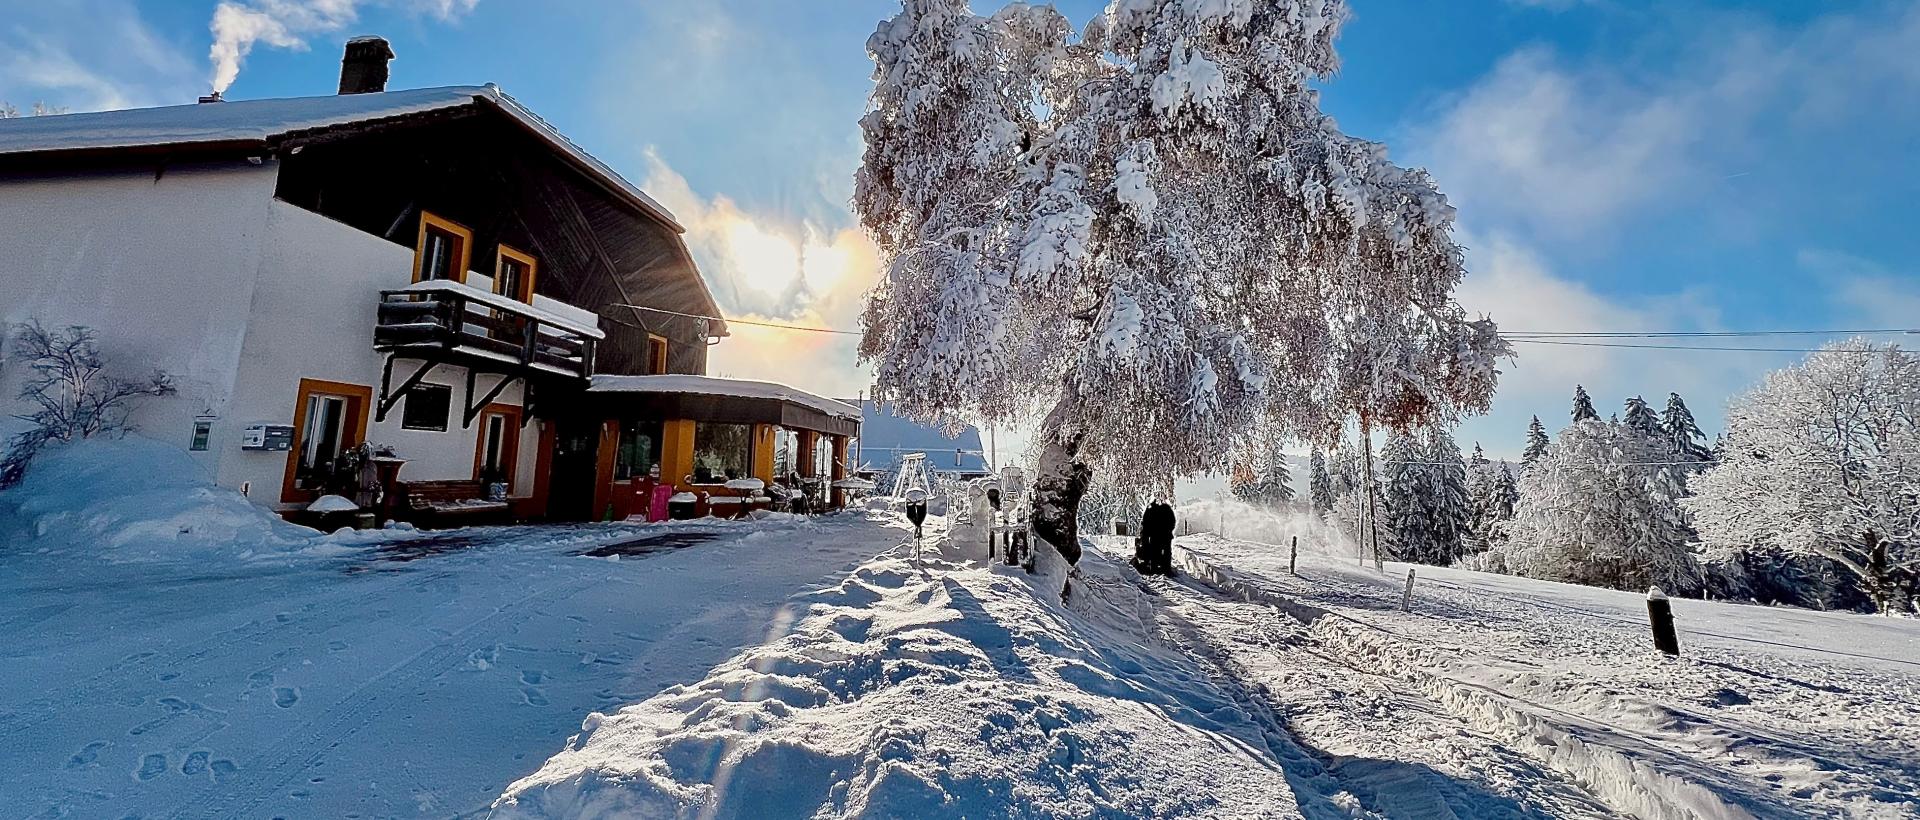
[412,211,474,284]
[281,378,373,504]
[472,403,525,492]
[647,334,669,375]
[494,244,539,303]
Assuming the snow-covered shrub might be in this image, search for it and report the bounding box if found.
[1686,339,1919,614]
[0,436,317,562]
[1491,419,1702,594]
[1,322,175,488]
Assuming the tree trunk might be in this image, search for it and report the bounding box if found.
[1030,400,1089,567]
[1861,531,1909,615]
[1360,413,1383,572]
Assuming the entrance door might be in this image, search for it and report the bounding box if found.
[283,379,372,503]
[473,404,524,492]
[546,419,600,521]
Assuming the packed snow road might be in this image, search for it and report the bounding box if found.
[0,514,894,819]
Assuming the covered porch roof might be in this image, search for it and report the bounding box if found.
[587,375,860,438]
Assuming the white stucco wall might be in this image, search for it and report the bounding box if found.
[0,162,279,475]
[1,163,542,510]
[217,199,540,508]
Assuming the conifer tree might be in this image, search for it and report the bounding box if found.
[1522,415,1550,468]
[1660,392,1713,463]
[1571,385,1599,422]
[1425,429,1472,563]
[1309,450,1334,517]
[1623,395,1661,442]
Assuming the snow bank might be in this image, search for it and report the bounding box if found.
[0,436,317,562]
[493,522,1317,818]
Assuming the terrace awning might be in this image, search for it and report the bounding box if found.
[586,375,860,437]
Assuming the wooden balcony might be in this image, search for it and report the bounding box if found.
[374,282,598,380]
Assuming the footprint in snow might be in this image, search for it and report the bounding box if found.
[274,687,300,708]
[327,640,348,651]
[136,754,168,781]
[520,670,545,686]
[66,741,109,770]
[181,750,209,776]
[521,688,550,707]
[210,759,238,782]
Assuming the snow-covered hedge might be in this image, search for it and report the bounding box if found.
[0,435,317,562]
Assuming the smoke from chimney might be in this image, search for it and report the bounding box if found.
[205,1,479,95]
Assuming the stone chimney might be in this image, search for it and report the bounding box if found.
[338,36,395,95]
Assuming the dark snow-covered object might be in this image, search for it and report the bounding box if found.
[0,436,316,562]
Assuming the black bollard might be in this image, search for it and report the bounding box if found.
[1647,587,1680,656]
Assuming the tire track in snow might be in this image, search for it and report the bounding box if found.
[1168,544,1785,820]
[1133,568,1615,820]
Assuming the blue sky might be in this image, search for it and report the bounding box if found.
[4,0,1918,461]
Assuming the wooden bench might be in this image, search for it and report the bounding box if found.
[398,479,511,528]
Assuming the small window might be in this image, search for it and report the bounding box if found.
[190,419,213,451]
[692,422,752,484]
[495,245,538,303]
[414,212,472,284]
[647,334,669,375]
[401,383,452,432]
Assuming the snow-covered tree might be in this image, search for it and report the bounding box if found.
[1686,340,1919,614]
[1267,443,1295,505]
[1571,385,1598,423]
[1229,437,1293,508]
[1492,419,1701,593]
[1623,395,1661,443]
[1521,415,1550,469]
[1423,428,1472,563]
[1661,392,1713,464]
[1328,438,1385,556]
[854,0,1506,569]
[1,322,176,488]
[1308,450,1334,516]
[1466,442,1514,550]
[1379,429,1469,565]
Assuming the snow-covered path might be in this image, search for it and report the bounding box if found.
[0,515,892,819]
[1157,534,1920,819]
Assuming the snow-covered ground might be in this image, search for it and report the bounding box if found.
[6,440,1916,818]
[0,449,898,817]
[1161,533,1920,819]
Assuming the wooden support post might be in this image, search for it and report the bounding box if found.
[1647,587,1680,656]
[1401,568,1416,612]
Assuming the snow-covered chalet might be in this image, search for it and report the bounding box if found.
[0,38,859,521]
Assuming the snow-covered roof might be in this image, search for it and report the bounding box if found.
[0,85,683,233]
[589,375,861,421]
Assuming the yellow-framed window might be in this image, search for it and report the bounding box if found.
[413,211,473,284]
[495,244,538,303]
[647,334,669,374]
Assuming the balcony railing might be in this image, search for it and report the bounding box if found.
[374,281,599,380]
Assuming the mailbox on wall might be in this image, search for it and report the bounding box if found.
[241,424,295,451]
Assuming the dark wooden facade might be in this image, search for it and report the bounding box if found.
[272,109,723,376]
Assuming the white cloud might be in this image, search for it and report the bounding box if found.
[1412,3,1920,241]
[641,152,880,401]
[1799,249,1920,330]
[0,2,201,112]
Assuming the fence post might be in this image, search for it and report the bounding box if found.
[1401,568,1416,612]
[1289,536,1298,575]
[1647,587,1680,656]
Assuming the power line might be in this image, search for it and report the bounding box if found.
[1504,328,1920,339]
[615,304,861,336]
[1505,339,1893,354]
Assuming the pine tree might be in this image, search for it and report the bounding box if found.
[1623,396,1661,442]
[1522,415,1550,468]
[1493,464,1519,523]
[1466,443,1500,550]
[1309,451,1334,517]
[1381,432,1426,562]
[1424,429,1472,564]
[1660,392,1713,463]
[1571,385,1599,422]
[1267,441,1295,504]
